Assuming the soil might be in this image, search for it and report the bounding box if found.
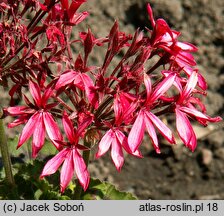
[82,0,224,200]
[1,0,224,200]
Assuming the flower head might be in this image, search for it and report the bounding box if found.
[175,71,222,151]
[6,80,62,157]
[128,73,176,153]
[41,111,90,192]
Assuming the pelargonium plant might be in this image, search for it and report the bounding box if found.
[0,0,222,199]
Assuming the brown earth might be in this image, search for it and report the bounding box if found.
[82,0,224,199]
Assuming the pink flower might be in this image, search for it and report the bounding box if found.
[175,71,222,151]
[128,73,176,153]
[95,92,142,171]
[147,3,200,81]
[55,70,98,108]
[96,128,142,171]
[114,91,137,126]
[6,80,62,158]
[41,111,90,193]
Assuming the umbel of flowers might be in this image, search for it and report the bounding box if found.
[0,0,222,193]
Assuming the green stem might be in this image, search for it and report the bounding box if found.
[73,130,93,200]
[0,110,15,186]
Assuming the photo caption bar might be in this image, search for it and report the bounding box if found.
[0,200,223,216]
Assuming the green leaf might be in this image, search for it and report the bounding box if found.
[39,190,71,200]
[82,178,137,200]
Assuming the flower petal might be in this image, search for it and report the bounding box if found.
[73,148,90,191]
[116,130,142,158]
[144,73,152,103]
[179,106,222,123]
[18,112,39,148]
[8,117,28,128]
[144,113,160,153]
[176,41,198,52]
[6,106,33,116]
[198,73,207,90]
[128,110,145,152]
[180,71,198,101]
[176,108,197,151]
[62,111,76,144]
[80,73,98,108]
[60,150,74,193]
[150,73,175,102]
[95,129,113,158]
[111,137,124,171]
[146,111,175,144]
[42,86,54,105]
[29,80,41,107]
[32,113,46,158]
[55,70,77,90]
[40,148,68,178]
[43,112,63,149]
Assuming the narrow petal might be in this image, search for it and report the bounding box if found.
[41,86,54,106]
[73,148,90,191]
[6,106,32,116]
[77,115,93,137]
[179,106,222,123]
[123,102,137,124]
[176,41,198,52]
[162,70,183,93]
[29,80,41,107]
[114,96,122,125]
[62,111,76,144]
[176,109,197,151]
[128,110,145,152]
[144,73,152,103]
[116,130,142,158]
[40,148,68,178]
[150,74,175,102]
[144,113,160,153]
[18,112,39,148]
[55,70,77,90]
[43,112,63,149]
[152,19,173,45]
[181,71,198,100]
[70,11,89,25]
[197,73,207,90]
[146,111,175,144]
[177,51,196,66]
[32,113,46,158]
[80,73,98,108]
[95,129,113,158]
[8,117,27,128]
[111,137,124,171]
[73,73,85,89]
[60,150,74,193]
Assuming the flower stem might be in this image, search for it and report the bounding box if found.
[0,110,15,186]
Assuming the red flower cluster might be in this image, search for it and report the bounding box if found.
[1,1,222,192]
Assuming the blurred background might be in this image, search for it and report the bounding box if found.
[81,0,224,199]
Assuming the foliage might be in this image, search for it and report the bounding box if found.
[0,160,136,200]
